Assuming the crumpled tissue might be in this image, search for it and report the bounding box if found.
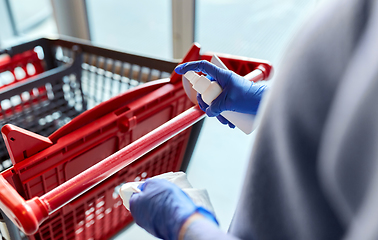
[119,171,215,215]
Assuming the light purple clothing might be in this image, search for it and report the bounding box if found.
[185,0,378,239]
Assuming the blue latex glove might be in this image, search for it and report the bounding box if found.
[196,92,236,128]
[130,178,218,240]
[175,60,267,128]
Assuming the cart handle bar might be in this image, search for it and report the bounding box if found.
[0,106,205,235]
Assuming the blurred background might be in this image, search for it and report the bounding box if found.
[0,0,322,239]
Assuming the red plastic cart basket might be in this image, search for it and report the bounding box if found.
[0,38,273,240]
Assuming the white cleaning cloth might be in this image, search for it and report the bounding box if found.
[119,172,215,215]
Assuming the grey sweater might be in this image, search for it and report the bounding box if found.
[185,0,378,239]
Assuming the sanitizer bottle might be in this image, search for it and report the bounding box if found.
[184,71,256,134]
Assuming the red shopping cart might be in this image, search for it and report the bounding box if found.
[0,37,273,240]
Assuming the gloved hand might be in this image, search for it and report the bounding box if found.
[175,60,267,128]
[130,178,218,240]
[197,93,236,129]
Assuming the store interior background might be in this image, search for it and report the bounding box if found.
[0,0,322,239]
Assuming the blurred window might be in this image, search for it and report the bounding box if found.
[0,0,57,48]
[196,0,316,65]
[87,0,172,60]
[87,0,316,64]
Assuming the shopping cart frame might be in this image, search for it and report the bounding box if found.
[0,38,273,239]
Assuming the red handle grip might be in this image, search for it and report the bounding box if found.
[0,175,49,235]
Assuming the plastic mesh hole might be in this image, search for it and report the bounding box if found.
[32,88,39,96]
[14,67,26,80]
[34,46,44,60]
[3,160,12,169]
[0,71,15,85]
[26,63,36,76]
[21,91,30,101]
[1,99,11,110]
[10,95,21,106]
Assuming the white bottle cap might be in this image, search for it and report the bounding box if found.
[184,71,211,94]
[202,82,222,104]
[192,75,211,94]
[184,71,199,84]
